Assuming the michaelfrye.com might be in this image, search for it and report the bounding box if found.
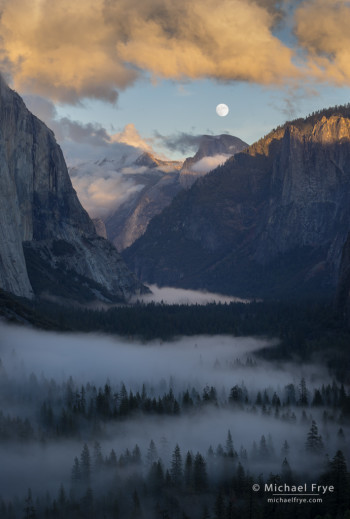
[252,483,335,504]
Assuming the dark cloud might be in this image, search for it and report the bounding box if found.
[23,95,111,147]
[154,131,205,154]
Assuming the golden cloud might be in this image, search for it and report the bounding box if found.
[0,0,301,102]
[111,124,153,152]
[113,0,298,84]
[294,0,350,85]
[0,0,139,102]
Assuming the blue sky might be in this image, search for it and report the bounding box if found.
[56,79,350,159]
[2,0,350,161]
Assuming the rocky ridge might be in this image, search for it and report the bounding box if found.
[124,108,350,299]
[103,136,247,251]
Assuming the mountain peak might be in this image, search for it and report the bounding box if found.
[179,133,248,188]
[135,152,160,168]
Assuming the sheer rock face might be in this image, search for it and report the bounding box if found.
[124,113,350,299]
[0,77,146,302]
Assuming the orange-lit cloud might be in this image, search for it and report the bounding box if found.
[294,0,350,85]
[111,124,153,152]
[0,0,138,102]
[1,0,350,103]
[110,0,297,84]
[0,0,299,102]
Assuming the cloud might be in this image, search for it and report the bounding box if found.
[0,0,301,103]
[23,95,111,146]
[110,0,298,85]
[154,131,205,154]
[190,154,232,173]
[70,169,144,219]
[23,94,152,157]
[112,123,153,152]
[0,0,137,103]
[294,0,350,85]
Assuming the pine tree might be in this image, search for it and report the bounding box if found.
[306,420,324,453]
[328,450,349,514]
[93,441,103,472]
[225,430,234,457]
[236,462,246,495]
[80,487,94,519]
[193,453,208,493]
[255,391,262,406]
[281,440,290,456]
[108,449,117,467]
[214,490,225,519]
[184,451,193,491]
[119,383,129,416]
[271,392,281,408]
[281,458,292,483]
[148,461,165,493]
[171,444,183,488]
[132,444,142,465]
[58,484,66,508]
[298,377,308,406]
[259,435,269,459]
[71,456,82,498]
[131,490,142,519]
[146,440,158,466]
[23,489,36,519]
[80,443,91,486]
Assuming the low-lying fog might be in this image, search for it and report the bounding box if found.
[131,285,249,305]
[0,320,348,501]
[0,322,327,392]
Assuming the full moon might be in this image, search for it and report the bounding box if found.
[216,103,229,117]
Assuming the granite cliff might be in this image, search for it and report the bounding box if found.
[124,108,350,299]
[0,77,145,302]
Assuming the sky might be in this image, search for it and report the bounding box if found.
[2,0,350,161]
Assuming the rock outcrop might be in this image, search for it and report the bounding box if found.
[0,76,146,302]
[92,218,107,239]
[124,108,350,300]
[179,134,247,188]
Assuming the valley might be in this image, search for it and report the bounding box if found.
[0,77,350,519]
[0,320,349,519]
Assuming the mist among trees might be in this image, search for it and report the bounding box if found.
[0,320,349,518]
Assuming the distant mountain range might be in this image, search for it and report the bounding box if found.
[124,106,350,301]
[0,76,146,303]
[69,134,247,252]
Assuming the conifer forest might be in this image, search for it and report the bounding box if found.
[0,303,349,519]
